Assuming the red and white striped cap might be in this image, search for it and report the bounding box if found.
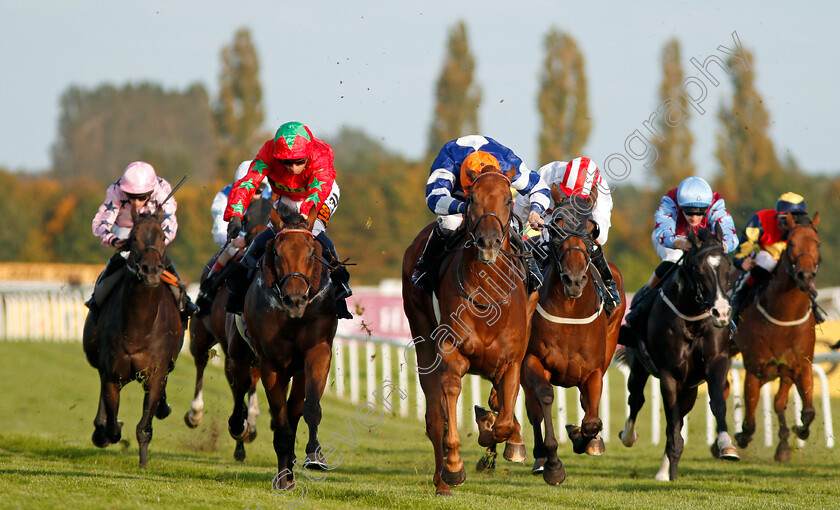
[559,157,600,199]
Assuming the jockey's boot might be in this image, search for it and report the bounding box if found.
[164,262,198,321]
[730,266,771,324]
[411,225,447,293]
[226,228,273,315]
[590,243,621,317]
[808,286,827,325]
[195,262,235,316]
[316,232,353,320]
[85,253,127,323]
[510,231,542,295]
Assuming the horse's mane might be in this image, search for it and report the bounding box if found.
[275,202,308,230]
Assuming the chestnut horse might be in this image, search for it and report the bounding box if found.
[184,197,271,462]
[83,208,185,468]
[235,203,337,491]
[522,190,625,485]
[733,213,821,461]
[402,166,537,495]
[618,224,738,481]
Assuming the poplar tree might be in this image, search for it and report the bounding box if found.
[652,39,695,193]
[427,21,481,156]
[537,29,590,164]
[215,28,265,180]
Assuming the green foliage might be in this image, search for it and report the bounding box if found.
[51,82,216,186]
[652,39,695,194]
[214,28,267,180]
[538,28,590,164]
[427,20,481,156]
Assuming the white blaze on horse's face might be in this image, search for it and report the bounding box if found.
[706,254,731,326]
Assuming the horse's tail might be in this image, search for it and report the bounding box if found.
[611,344,634,367]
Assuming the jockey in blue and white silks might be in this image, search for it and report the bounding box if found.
[412,135,550,294]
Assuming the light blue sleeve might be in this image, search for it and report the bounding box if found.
[652,195,679,249]
[707,198,739,253]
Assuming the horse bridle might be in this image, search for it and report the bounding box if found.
[547,208,593,279]
[463,172,513,248]
[680,243,726,311]
[781,224,820,282]
[270,228,323,303]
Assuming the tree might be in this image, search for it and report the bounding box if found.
[538,29,590,164]
[51,83,216,186]
[427,21,481,156]
[652,39,694,193]
[714,49,788,219]
[214,28,266,180]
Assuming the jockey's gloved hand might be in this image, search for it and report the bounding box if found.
[112,238,129,252]
[227,217,243,242]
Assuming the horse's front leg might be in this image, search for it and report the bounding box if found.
[523,354,566,485]
[706,356,738,460]
[568,369,605,455]
[792,362,816,441]
[301,342,332,470]
[440,364,467,488]
[620,350,649,447]
[522,381,546,474]
[736,370,761,448]
[226,348,257,461]
[137,371,166,468]
[261,362,295,489]
[774,377,794,462]
[658,373,692,482]
[492,359,526,461]
[184,319,213,428]
[93,373,123,448]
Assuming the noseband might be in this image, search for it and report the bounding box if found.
[271,228,318,303]
[463,172,512,247]
[547,209,592,279]
[126,242,165,278]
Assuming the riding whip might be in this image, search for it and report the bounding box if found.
[160,174,190,207]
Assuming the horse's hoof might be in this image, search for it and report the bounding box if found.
[303,452,329,470]
[92,426,111,448]
[566,424,588,455]
[228,419,250,441]
[441,466,466,487]
[618,430,638,447]
[586,436,606,456]
[106,421,124,445]
[793,425,810,440]
[542,464,567,486]
[155,401,171,420]
[183,410,202,428]
[775,444,792,463]
[234,441,246,462]
[245,423,257,443]
[476,450,497,472]
[719,445,740,461]
[531,457,546,475]
[734,432,751,449]
[503,442,527,463]
[654,472,670,482]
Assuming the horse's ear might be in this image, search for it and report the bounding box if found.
[785,212,796,229]
[153,207,164,223]
[812,212,820,229]
[504,166,517,182]
[550,184,564,206]
[686,226,698,248]
[714,221,724,243]
[464,168,480,187]
[305,205,319,232]
[130,203,139,223]
[269,204,281,231]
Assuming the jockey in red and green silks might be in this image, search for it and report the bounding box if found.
[222,121,352,319]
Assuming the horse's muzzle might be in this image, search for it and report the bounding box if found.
[709,298,731,328]
[281,293,309,319]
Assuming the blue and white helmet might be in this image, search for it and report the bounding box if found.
[676,176,713,209]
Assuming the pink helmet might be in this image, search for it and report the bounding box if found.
[120,161,158,195]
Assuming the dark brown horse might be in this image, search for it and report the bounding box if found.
[618,224,738,481]
[402,166,537,495]
[521,189,625,485]
[83,208,185,468]
[184,197,271,461]
[733,213,821,461]
[235,203,337,490]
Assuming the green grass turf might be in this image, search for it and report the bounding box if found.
[1,341,839,509]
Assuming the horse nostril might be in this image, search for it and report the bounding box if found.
[282,295,293,307]
[476,237,487,249]
[492,238,501,250]
[561,275,573,287]
[141,264,150,273]
[711,309,720,318]
[580,275,588,286]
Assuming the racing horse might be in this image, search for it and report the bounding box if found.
[83,207,185,468]
[733,212,821,461]
[521,189,625,485]
[184,197,272,462]
[402,165,537,495]
[617,223,738,481]
[234,202,338,490]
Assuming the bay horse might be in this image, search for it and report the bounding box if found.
[617,224,738,481]
[83,207,185,468]
[184,197,271,462]
[402,166,537,495]
[733,212,821,461]
[234,202,337,490]
[521,189,625,485]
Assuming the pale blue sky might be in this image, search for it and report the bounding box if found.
[1,0,837,185]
